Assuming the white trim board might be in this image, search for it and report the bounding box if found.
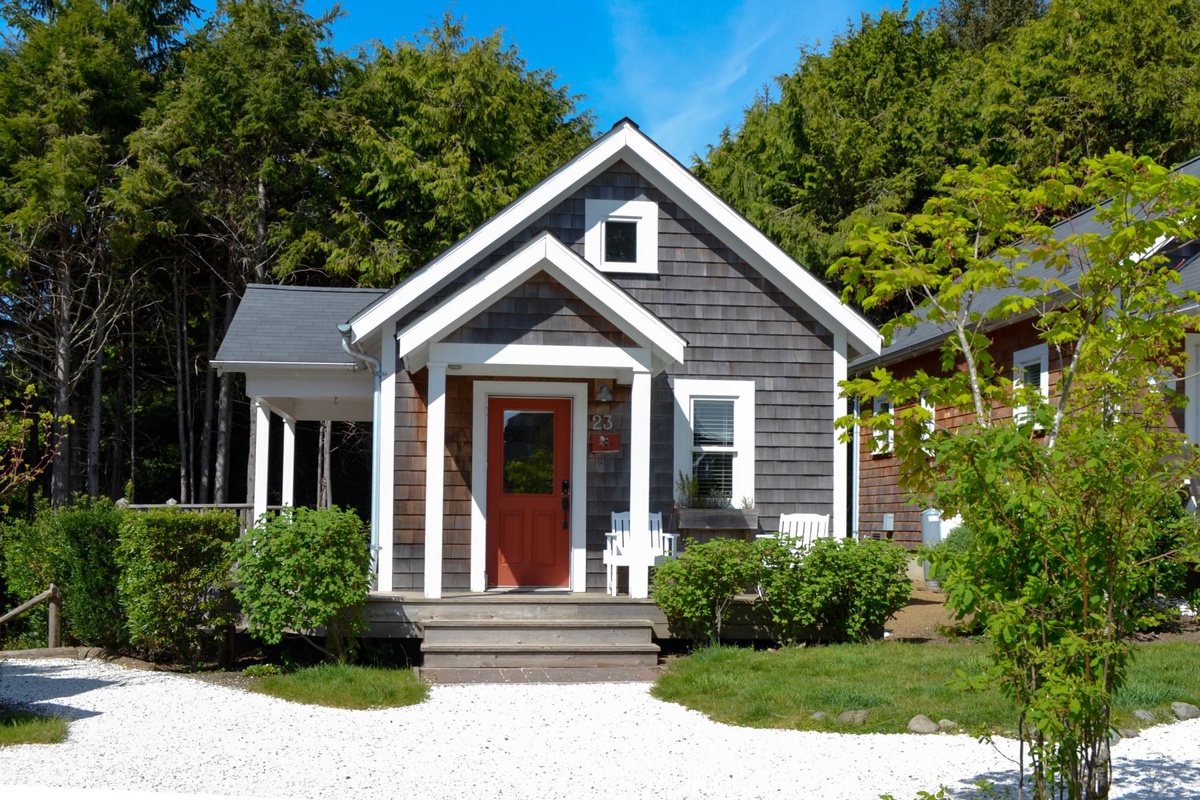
[348,120,880,358]
[672,378,756,507]
[470,381,589,593]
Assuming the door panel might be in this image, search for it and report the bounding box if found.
[486,397,571,587]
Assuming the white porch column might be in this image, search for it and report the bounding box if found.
[280,412,296,508]
[423,362,447,599]
[832,332,849,538]
[376,330,397,592]
[628,368,652,599]
[252,398,271,525]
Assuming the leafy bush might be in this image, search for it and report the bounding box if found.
[923,523,975,583]
[0,498,126,648]
[650,537,759,646]
[0,506,62,647]
[230,506,371,662]
[117,509,239,661]
[758,537,911,644]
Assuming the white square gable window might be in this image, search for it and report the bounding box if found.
[673,379,755,506]
[584,198,659,274]
[1013,343,1049,425]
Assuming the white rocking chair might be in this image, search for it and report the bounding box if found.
[756,512,831,554]
[603,511,678,596]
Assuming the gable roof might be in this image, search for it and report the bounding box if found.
[213,284,387,368]
[347,119,881,358]
[852,153,1200,373]
[398,231,687,375]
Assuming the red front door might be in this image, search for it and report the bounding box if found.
[486,397,572,587]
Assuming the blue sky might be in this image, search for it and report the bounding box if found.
[300,1,928,161]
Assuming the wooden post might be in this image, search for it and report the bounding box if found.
[47,583,62,648]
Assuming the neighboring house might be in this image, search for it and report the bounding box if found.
[850,155,1200,549]
[214,119,881,600]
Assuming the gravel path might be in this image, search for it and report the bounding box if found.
[2,658,1198,800]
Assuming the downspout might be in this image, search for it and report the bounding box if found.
[851,396,861,541]
[338,324,383,580]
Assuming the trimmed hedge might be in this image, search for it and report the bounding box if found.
[117,508,239,661]
[0,498,126,648]
[652,535,912,647]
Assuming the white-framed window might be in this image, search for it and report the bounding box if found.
[919,390,936,450]
[872,395,893,455]
[1012,343,1049,425]
[673,379,755,506]
[584,198,658,274]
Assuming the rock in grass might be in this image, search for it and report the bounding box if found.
[810,711,829,722]
[837,710,869,726]
[938,719,958,732]
[1133,709,1156,723]
[1171,702,1199,721]
[907,715,940,734]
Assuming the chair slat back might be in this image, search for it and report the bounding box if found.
[610,511,665,553]
[777,513,831,550]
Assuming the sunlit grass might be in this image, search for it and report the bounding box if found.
[652,641,1200,734]
[0,707,68,746]
[248,664,428,709]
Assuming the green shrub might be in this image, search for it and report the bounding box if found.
[117,509,239,661]
[924,523,975,584]
[0,498,126,648]
[758,537,911,644]
[650,537,759,646]
[0,507,62,647]
[230,506,371,662]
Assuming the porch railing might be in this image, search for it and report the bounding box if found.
[118,501,284,532]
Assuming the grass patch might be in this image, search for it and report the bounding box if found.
[248,664,428,710]
[652,641,1200,735]
[0,706,68,746]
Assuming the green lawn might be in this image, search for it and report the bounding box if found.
[0,706,68,746]
[651,641,1200,735]
[248,664,428,709]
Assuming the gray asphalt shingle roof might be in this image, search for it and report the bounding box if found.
[851,154,1200,373]
[213,284,387,367]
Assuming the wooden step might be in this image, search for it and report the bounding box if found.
[422,618,653,646]
[420,643,660,669]
[418,616,660,669]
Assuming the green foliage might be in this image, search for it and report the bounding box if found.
[758,537,912,644]
[0,498,126,648]
[650,538,759,646]
[241,662,285,677]
[248,663,428,709]
[838,154,1200,799]
[116,509,238,661]
[230,506,371,662]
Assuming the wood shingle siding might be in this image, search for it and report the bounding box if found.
[392,163,838,590]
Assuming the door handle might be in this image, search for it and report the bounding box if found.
[561,479,570,496]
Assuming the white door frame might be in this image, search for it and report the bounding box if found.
[471,381,589,592]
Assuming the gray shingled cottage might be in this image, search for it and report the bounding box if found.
[214,120,881,608]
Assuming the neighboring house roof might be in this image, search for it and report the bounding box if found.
[852,153,1200,374]
[212,284,388,368]
[347,118,882,358]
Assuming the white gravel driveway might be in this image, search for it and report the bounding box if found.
[1,658,1198,800]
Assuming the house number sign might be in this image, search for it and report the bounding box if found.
[590,414,620,452]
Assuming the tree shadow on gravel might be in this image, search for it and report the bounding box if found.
[1,662,114,718]
[960,752,1200,800]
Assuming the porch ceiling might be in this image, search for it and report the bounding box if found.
[245,366,373,422]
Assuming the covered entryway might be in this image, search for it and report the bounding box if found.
[486,396,572,587]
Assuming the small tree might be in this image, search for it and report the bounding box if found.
[834,153,1200,800]
[230,506,371,663]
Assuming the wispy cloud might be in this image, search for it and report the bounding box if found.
[603,0,870,159]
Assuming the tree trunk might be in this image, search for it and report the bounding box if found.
[50,257,72,507]
[198,272,217,503]
[110,335,125,499]
[87,307,105,497]
[174,269,191,503]
[317,420,332,509]
[214,254,237,503]
[254,174,268,283]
